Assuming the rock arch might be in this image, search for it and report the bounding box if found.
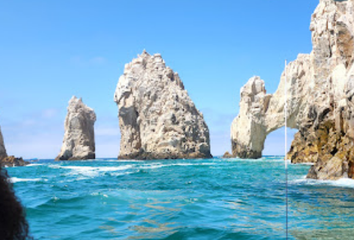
[230,0,354,180]
[230,54,313,158]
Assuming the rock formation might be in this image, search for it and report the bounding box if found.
[230,0,354,179]
[0,127,29,167]
[1,156,29,167]
[56,96,96,160]
[114,50,212,160]
[222,151,233,158]
[0,127,7,160]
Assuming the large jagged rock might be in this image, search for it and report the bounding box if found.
[56,96,96,161]
[230,0,354,180]
[114,50,212,160]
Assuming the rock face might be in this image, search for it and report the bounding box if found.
[56,96,96,161]
[0,127,7,160]
[230,0,354,179]
[114,51,212,160]
[1,156,29,167]
[222,151,233,158]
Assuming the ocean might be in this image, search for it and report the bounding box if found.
[7,157,354,240]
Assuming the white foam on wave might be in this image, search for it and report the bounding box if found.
[62,165,133,171]
[59,165,135,177]
[97,159,142,163]
[48,164,61,169]
[27,164,44,167]
[140,162,216,170]
[292,162,315,166]
[291,176,354,188]
[10,177,42,183]
[225,158,285,163]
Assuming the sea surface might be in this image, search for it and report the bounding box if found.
[7,156,354,240]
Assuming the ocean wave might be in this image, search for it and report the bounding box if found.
[291,177,354,188]
[48,164,62,169]
[10,177,42,183]
[62,165,133,171]
[26,163,44,167]
[225,158,285,163]
[55,165,135,178]
[96,159,142,162]
[291,162,315,166]
[140,162,216,170]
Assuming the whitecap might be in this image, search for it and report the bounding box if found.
[225,158,285,163]
[97,159,142,163]
[48,164,62,169]
[26,164,44,167]
[294,162,315,166]
[140,162,216,170]
[291,176,354,188]
[58,165,135,177]
[10,177,42,183]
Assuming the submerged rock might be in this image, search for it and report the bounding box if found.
[56,96,96,161]
[230,0,354,180]
[114,50,212,160]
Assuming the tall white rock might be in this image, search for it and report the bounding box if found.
[230,0,354,180]
[56,96,96,160]
[114,51,212,160]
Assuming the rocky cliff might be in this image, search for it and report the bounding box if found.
[0,127,7,160]
[230,0,354,180]
[114,50,212,160]
[56,96,96,161]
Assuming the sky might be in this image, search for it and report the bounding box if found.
[0,0,319,159]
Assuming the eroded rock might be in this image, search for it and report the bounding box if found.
[0,156,29,167]
[0,127,7,160]
[114,51,212,160]
[230,0,354,180]
[56,96,96,161]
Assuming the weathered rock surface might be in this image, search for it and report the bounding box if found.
[222,151,233,158]
[114,50,212,160]
[230,0,354,180]
[0,127,7,160]
[56,96,96,161]
[0,156,29,167]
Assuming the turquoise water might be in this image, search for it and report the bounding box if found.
[7,157,354,240]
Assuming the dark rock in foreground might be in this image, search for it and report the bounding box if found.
[0,156,29,167]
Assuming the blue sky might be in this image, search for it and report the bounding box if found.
[0,0,319,159]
